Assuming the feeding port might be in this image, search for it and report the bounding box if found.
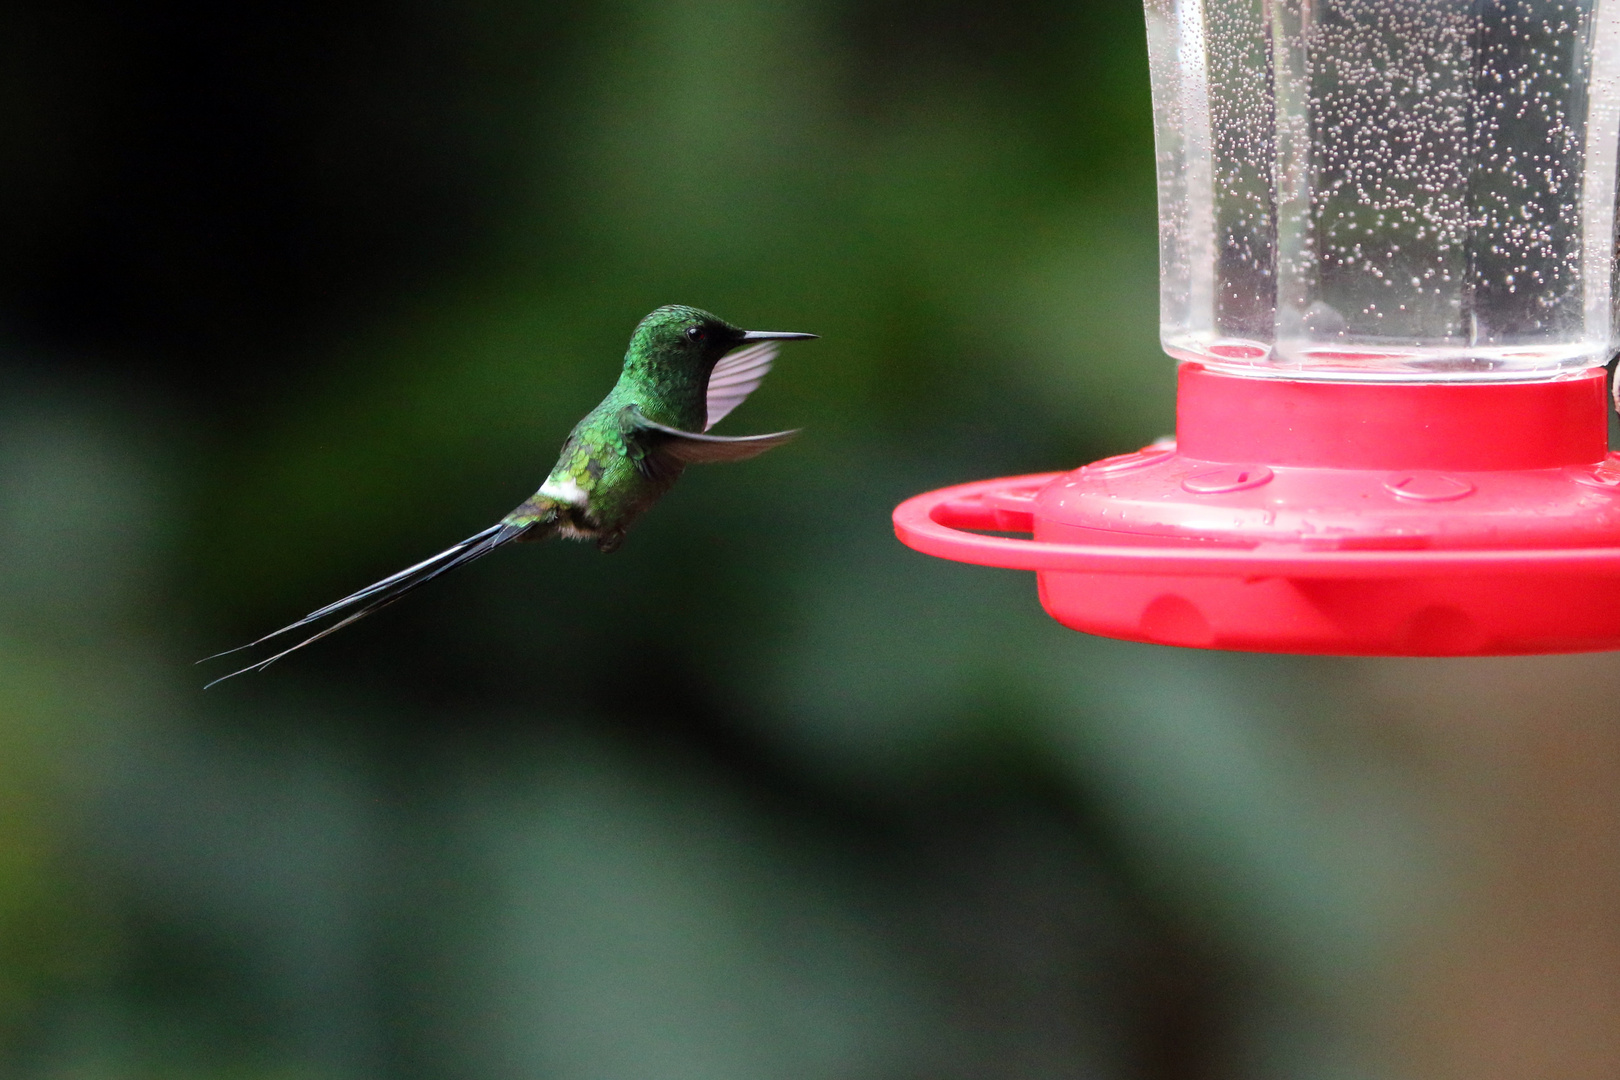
[895,0,1620,655]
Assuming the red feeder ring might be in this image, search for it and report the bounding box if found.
[894,364,1620,655]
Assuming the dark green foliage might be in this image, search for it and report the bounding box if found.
[0,2,1413,1079]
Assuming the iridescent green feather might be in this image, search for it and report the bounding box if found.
[201,304,813,685]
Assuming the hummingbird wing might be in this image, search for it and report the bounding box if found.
[704,341,779,430]
[200,517,538,687]
[620,404,798,480]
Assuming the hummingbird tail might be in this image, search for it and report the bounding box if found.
[200,519,539,687]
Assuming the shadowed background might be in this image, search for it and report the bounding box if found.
[1,1,1616,1078]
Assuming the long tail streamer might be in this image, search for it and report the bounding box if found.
[201,521,528,687]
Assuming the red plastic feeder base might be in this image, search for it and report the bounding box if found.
[894,364,1620,655]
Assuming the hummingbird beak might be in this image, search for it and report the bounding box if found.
[739,330,818,341]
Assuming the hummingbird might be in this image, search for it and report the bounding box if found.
[202,304,815,686]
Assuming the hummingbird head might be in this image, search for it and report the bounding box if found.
[626,305,816,376]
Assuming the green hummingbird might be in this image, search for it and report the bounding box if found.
[203,304,815,686]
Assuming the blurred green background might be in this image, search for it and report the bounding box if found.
[2,1,1617,1078]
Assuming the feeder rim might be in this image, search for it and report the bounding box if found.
[893,473,1620,579]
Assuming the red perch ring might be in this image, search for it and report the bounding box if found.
[893,364,1620,655]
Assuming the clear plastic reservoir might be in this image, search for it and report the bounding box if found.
[1146,0,1620,380]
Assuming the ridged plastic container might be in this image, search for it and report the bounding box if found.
[1147,0,1620,381]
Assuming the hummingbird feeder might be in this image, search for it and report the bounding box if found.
[895,0,1620,655]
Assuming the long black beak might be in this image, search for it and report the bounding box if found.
[740,330,817,341]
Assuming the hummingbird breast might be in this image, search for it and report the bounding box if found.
[541,414,680,541]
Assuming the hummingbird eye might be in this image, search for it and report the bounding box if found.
[685,326,706,343]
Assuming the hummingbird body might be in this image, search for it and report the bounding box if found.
[204,304,814,685]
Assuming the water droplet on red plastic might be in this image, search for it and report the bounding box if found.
[1571,456,1620,488]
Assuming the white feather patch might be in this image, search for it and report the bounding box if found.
[538,475,588,506]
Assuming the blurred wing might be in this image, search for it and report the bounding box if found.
[705,341,778,430]
[620,404,798,480]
